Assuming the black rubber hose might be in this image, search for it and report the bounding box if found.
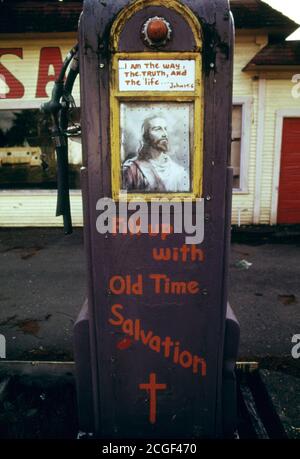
[56,142,72,234]
[57,52,80,234]
[60,52,79,131]
[41,45,78,116]
[40,44,79,235]
[57,44,78,84]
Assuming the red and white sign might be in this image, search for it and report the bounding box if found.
[0,38,80,107]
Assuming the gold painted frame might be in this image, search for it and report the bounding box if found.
[109,0,203,201]
[110,53,203,200]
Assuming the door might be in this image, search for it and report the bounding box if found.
[277,118,300,224]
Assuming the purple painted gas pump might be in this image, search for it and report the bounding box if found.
[74,0,239,439]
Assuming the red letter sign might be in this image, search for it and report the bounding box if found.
[36,47,63,98]
[0,48,25,99]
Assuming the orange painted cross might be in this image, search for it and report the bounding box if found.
[139,373,167,424]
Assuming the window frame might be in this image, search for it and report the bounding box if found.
[232,96,252,194]
[0,101,81,194]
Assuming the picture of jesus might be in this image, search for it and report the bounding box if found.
[120,103,192,193]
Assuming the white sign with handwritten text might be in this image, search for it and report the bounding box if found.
[118,60,195,92]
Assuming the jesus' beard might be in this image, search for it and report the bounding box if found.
[154,139,168,152]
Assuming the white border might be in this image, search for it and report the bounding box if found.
[232,96,252,194]
[271,109,300,225]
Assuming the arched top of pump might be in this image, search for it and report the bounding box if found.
[110,0,202,53]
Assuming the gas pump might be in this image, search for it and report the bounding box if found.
[73,0,240,439]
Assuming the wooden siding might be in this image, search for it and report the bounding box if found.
[0,192,83,227]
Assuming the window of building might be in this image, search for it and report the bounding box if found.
[230,99,252,192]
[0,108,81,190]
[231,105,242,189]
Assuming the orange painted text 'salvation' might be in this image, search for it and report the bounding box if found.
[109,304,207,377]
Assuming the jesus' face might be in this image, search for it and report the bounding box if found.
[147,117,169,152]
